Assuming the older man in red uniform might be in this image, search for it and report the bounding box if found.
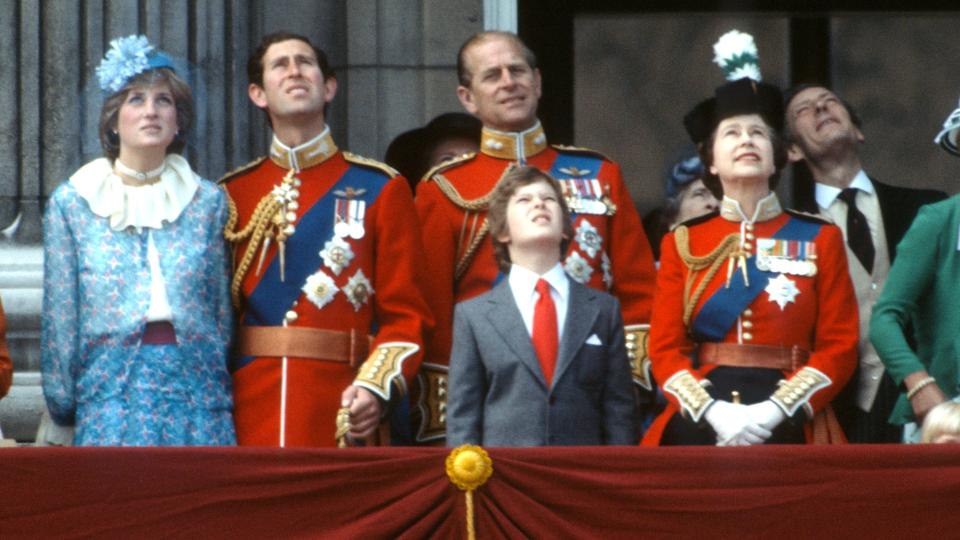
[414,31,656,443]
[222,32,431,447]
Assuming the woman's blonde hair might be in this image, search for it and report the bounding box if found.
[920,401,960,443]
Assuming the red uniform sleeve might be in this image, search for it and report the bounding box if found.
[602,161,656,325]
[648,230,700,412]
[414,179,460,369]
[366,177,435,390]
[792,223,858,412]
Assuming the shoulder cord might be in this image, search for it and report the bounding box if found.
[432,166,516,281]
[673,226,741,327]
[223,192,283,308]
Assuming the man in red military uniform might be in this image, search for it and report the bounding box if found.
[222,32,432,447]
[414,31,656,443]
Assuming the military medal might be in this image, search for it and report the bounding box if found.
[302,270,339,310]
[334,187,367,239]
[601,251,613,290]
[320,235,355,276]
[343,269,374,311]
[348,200,366,240]
[756,238,818,277]
[765,273,800,310]
[574,219,602,258]
[563,251,593,284]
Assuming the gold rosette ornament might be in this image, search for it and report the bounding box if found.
[446,445,493,540]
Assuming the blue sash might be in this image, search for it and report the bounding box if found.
[233,165,389,371]
[691,216,820,342]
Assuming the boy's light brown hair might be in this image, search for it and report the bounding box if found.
[488,165,573,273]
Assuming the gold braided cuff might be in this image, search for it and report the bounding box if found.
[624,324,652,391]
[353,342,419,402]
[771,366,832,417]
[415,362,449,442]
[663,370,713,422]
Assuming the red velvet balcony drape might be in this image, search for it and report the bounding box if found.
[2,445,958,538]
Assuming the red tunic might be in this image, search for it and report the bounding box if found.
[642,198,858,445]
[414,123,656,442]
[223,132,431,447]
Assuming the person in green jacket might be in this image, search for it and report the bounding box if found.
[869,95,960,442]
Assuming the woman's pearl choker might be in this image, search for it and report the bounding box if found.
[114,159,166,185]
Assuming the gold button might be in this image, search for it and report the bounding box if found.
[743,309,753,317]
[743,242,753,250]
[742,320,753,329]
[743,332,753,341]
[284,310,298,322]
[745,232,755,240]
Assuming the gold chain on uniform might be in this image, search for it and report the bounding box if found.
[223,169,300,308]
[431,165,516,281]
[673,226,741,328]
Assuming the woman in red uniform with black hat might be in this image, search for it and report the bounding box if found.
[642,32,858,446]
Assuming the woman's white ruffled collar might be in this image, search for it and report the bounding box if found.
[70,154,199,231]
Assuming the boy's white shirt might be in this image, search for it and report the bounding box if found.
[507,262,569,339]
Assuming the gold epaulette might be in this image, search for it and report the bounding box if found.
[420,152,477,183]
[218,156,267,184]
[786,208,833,225]
[551,144,612,162]
[343,152,400,178]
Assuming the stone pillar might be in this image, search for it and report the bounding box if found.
[343,0,482,161]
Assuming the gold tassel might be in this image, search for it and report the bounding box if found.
[335,407,351,448]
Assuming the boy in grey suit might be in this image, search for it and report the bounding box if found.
[446,166,638,447]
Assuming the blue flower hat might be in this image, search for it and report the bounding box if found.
[95,35,175,93]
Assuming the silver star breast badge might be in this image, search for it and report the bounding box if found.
[765,273,800,311]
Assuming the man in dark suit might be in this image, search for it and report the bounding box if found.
[446,166,637,447]
[784,84,947,443]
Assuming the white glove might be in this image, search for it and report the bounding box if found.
[704,400,771,446]
[746,400,787,434]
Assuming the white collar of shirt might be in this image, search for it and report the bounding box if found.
[815,169,874,209]
[508,262,569,338]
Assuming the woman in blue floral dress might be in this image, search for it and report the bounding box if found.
[41,36,235,445]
